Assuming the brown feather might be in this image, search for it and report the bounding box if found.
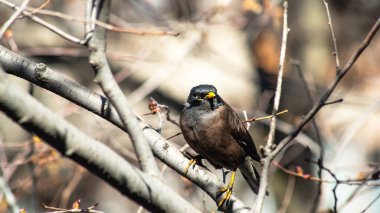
[179,84,263,195]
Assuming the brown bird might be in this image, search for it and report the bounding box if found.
[180,84,262,206]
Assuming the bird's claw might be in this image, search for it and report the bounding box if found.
[217,171,236,207]
[218,186,233,207]
[184,159,196,174]
[183,153,209,174]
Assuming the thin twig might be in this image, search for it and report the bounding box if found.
[242,110,251,130]
[4,33,19,52]
[28,84,38,212]
[0,167,20,213]
[42,202,104,213]
[19,0,52,18]
[254,1,289,212]
[0,0,31,39]
[310,160,339,213]
[291,59,325,213]
[241,109,288,123]
[322,0,340,73]
[270,17,380,162]
[324,98,343,105]
[359,193,380,213]
[264,1,289,150]
[165,132,182,140]
[0,0,84,44]
[0,136,8,168]
[274,160,379,185]
[290,59,317,104]
[142,98,180,127]
[338,185,364,211]
[59,167,85,208]
[23,6,179,36]
[277,174,296,213]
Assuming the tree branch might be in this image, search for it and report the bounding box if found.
[0,0,84,44]
[87,0,160,176]
[254,6,379,213]
[271,17,379,159]
[322,0,340,72]
[254,1,289,212]
[0,0,31,39]
[0,68,198,213]
[0,44,251,212]
[0,167,19,213]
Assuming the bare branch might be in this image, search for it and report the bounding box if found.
[0,0,31,39]
[241,109,288,123]
[59,167,85,208]
[0,68,198,213]
[0,44,251,212]
[0,167,20,213]
[323,98,343,106]
[265,0,290,151]
[270,17,380,159]
[359,192,380,213]
[23,0,52,16]
[290,59,325,212]
[278,174,295,213]
[274,160,380,185]
[254,1,289,212]
[322,0,340,72]
[42,201,104,213]
[0,0,84,44]
[87,0,160,176]
[24,6,179,36]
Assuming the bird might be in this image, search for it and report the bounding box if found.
[179,84,262,207]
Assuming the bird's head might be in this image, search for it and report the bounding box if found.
[185,84,223,109]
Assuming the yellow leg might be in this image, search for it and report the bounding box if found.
[218,171,236,207]
[184,159,196,174]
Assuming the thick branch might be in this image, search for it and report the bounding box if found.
[0,44,250,212]
[0,68,198,213]
[87,0,159,176]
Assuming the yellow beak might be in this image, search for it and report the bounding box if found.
[204,92,216,99]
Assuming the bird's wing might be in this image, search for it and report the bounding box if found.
[223,104,261,162]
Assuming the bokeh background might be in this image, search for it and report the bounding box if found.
[1,0,380,212]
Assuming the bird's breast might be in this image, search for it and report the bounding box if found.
[180,107,245,170]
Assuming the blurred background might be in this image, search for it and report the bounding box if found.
[0,0,380,212]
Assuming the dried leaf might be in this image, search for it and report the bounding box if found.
[356,172,366,180]
[242,0,262,13]
[148,99,160,114]
[4,30,13,39]
[296,166,304,176]
[19,209,27,213]
[72,199,81,209]
[303,174,311,179]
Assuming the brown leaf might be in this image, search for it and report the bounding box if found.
[72,199,81,209]
[296,166,304,176]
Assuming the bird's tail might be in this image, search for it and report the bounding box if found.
[238,157,262,195]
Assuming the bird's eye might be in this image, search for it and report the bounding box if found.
[193,92,198,97]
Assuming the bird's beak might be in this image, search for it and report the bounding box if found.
[204,92,216,100]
